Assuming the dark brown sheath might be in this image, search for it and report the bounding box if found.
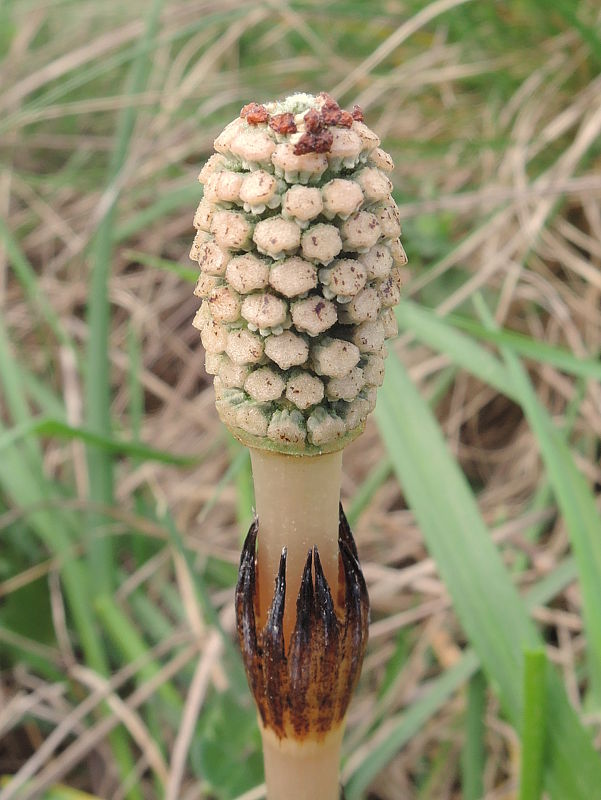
[235,505,369,742]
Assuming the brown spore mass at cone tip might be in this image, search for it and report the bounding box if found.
[235,506,369,740]
[191,92,405,455]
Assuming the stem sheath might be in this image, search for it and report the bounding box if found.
[249,447,342,639]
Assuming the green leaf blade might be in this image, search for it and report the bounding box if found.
[519,648,547,800]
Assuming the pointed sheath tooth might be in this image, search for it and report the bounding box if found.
[234,521,267,723]
[313,546,339,647]
[235,520,258,652]
[262,548,288,736]
[338,502,359,561]
[340,537,369,633]
[337,543,346,612]
[338,540,363,716]
[265,548,287,655]
[340,540,370,660]
[338,503,359,608]
[313,546,341,733]
[292,549,314,651]
[287,550,314,736]
[337,539,369,723]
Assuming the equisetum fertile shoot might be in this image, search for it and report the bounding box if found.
[191,92,405,800]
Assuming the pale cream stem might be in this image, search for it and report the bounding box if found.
[249,447,343,641]
[260,723,344,800]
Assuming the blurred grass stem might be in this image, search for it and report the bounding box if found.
[84,0,163,595]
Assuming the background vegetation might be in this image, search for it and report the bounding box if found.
[1,0,601,798]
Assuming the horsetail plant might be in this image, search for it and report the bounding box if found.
[191,92,405,799]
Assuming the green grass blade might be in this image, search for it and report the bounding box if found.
[1,218,75,353]
[448,313,601,383]
[346,365,456,527]
[20,370,66,419]
[227,436,254,531]
[127,323,144,444]
[114,185,200,243]
[550,0,601,69]
[461,671,486,800]
[126,584,174,645]
[512,379,584,574]
[0,318,43,468]
[418,739,453,799]
[0,777,104,800]
[376,631,410,703]
[0,417,197,466]
[395,300,516,398]
[375,354,601,799]
[95,594,182,721]
[84,0,164,595]
[519,649,547,800]
[346,458,392,527]
[123,249,198,283]
[504,352,601,705]
[196,443,251,527]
